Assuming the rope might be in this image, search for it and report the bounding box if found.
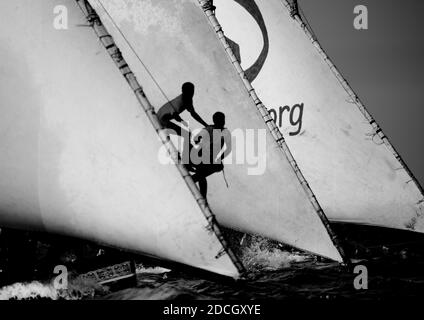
[75,0,246,277]
[222,168,229,188]
[95,0,174,108]
[297,5,318,41]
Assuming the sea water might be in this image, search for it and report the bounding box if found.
[1,237,423,300]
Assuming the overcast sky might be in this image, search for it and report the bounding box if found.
[299,0,424,184]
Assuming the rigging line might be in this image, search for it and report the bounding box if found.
[222,168,229,188]
[95,0,173,107]
[76,0,246,276]
[297,4,318,41]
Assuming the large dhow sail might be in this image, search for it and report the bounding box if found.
[86,0,345,262]
[0,0,244,278]
[213,0,424,232]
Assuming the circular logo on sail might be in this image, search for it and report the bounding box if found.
[215,0,269,82]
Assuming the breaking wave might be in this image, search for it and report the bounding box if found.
[0,281,58,300]
[136,265,171,274]
[0,276,107,300]
[240,236,310,271]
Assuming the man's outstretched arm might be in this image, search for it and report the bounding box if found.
[174,114,184,123]
[189,109,209,127]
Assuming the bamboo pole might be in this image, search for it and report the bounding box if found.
[198,0,349,264]
[280,0,424,204]
[74,0,246,277]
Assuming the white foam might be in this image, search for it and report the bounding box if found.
[0,276,104,300]
[241,237,310,271]
[135,264,171,274]
[0,281,58,300]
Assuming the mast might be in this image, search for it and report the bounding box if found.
[198,0,349,264]
[75,0,246,277]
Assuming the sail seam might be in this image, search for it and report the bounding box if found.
[198,0,348,264]
[280,0,424,200]
[75,0,246,277]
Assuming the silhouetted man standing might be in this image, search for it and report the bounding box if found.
[191,112,231,199]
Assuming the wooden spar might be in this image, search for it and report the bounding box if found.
[74,0,246,277]
[198,0,349,265]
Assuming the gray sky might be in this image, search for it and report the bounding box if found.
[299,0,424,184]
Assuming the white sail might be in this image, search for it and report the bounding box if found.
[87,0,344,262]
[214,0,424,232]
[0,0,242,278]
